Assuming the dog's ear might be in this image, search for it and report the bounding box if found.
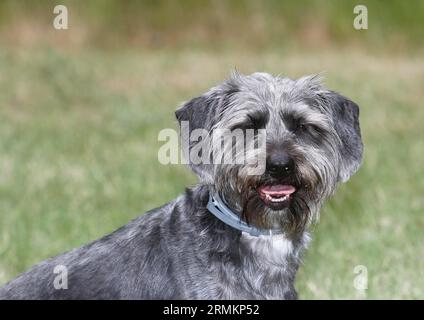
[175,81,239,182]
[325,92,364,182]
[175,95,217,132]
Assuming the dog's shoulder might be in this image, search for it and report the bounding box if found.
[0,198,181,299]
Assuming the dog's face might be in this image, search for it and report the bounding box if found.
[176,72,363,236]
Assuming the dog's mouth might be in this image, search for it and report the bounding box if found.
[256,184,296,209]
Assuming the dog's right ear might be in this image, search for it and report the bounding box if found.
[175,95,216,132]
[175,80,240,182]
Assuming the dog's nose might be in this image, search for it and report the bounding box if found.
[266,152,294,177]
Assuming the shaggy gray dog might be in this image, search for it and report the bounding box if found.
[0,72,363,299]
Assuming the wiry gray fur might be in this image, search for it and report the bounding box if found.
[0,72,363,299]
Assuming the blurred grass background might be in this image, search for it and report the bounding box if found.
[0,0,423,299]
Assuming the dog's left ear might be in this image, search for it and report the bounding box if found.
[326,92,364,182]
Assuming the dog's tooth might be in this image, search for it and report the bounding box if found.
[263,193,292,203]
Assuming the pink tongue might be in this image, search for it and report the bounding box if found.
[259,184,296,196]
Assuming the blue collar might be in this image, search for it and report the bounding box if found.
[206,192,283,237]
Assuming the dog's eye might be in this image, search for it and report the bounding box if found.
[293,122,307,133]
[284,115,305,133]
[284,115,323,138]
[246,114,266,129]
[294,123,320,135]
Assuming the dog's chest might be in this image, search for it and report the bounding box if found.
[240,233,297,264]
[216,232,308,299]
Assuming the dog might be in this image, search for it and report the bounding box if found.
[0,72,363,299]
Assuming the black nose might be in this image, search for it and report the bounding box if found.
[266,152,294,177]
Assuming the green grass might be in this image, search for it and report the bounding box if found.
[1,0,424,51]
[0,47,423,299]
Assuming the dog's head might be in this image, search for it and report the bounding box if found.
[176,72,363,235]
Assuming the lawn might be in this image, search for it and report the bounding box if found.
[0,47,423,299]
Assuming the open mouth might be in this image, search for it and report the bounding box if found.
[257,184,296,207]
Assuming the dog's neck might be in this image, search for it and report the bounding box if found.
[207,191,284,237]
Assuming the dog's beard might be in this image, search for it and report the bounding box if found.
[239,177,315,236]
[215,163,328,237]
